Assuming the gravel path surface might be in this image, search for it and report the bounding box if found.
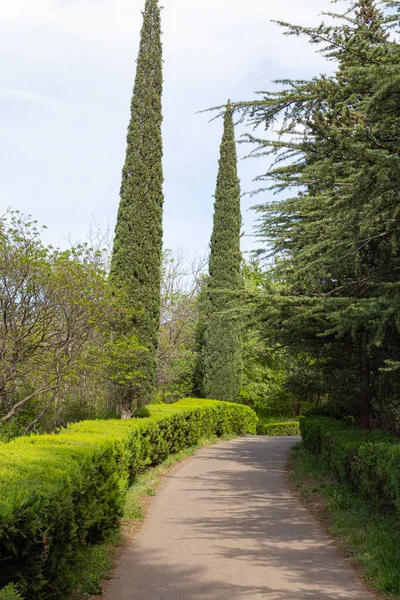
[105,436,373,600]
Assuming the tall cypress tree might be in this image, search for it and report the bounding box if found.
[202,104,243,401]
[110,0,164,413]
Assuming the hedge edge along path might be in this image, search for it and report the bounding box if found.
[257,420,300,436]
[0,399,257,600]
[299,416,400,511]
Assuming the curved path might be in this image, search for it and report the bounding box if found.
[105,437,373,600]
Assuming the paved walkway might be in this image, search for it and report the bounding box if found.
[105,437,373,600]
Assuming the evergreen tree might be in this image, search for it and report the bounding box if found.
[202,104,243,402]
[230,0,400,426]
[110,0,164,413]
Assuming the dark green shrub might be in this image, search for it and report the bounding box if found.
[257,420,300,436]
[299,416,348,455]
[0,584,23,600]
[301,404,354,420]
[300,416,399,510]
[0,399,257,599]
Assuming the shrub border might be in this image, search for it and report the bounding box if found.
[0,399,257,599]
[299,416,399,511]
[257,420,300,436]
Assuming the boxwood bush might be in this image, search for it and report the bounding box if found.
[300,416,400,510]
[257,419,300,436]
[0,399,257,599]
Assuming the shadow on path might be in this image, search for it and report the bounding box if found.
[105,437,373,600]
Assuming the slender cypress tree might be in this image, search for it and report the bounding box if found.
[202,104,243,401]
[110,0,164,412]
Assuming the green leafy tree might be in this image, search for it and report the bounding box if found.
[0,212,143,440]
[202,104,243,402]
[110,0,164,414]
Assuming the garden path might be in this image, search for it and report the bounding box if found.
[104,437,373,600]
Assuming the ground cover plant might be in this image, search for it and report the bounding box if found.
[0,399,257,599]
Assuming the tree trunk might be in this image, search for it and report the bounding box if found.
[359,331,371,429]
[120,404,132,420]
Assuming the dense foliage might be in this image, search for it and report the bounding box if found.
[230,0,400,427]
[200,105,243,402]
[0,213,142,440]
[6,0,400,430]
[300,416,400,511]
[110,0,164,413]
[5,0,400,595]
[257,419,300,436]
[0,399,257,599]
[290,442,400,596]
[239,261,299,416]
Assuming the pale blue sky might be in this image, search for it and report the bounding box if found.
[0,0,333,257]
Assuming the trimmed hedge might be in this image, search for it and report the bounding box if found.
[300,416,400,511]
[257,420,300,436]
[0,399,257,599]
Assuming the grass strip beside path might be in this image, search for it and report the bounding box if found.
[288,443,400,599]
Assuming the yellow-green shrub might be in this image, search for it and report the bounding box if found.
[0,399,257,599]
[257,420,300,436]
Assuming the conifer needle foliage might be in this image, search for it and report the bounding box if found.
[111,0,164,411]
[202,104,243,402]
[230,0,400,426]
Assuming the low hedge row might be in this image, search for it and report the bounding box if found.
[0,399,257,599]
[257,420,300,436]
[300,416,400,511]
